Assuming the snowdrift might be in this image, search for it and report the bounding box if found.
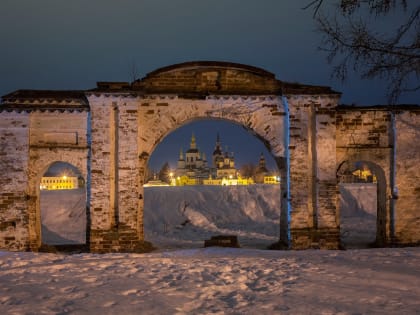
[144,185,281,249]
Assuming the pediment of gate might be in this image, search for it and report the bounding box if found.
[132,61,282,95]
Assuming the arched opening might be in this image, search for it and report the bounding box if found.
[39,162,88,249]
[337,160,387,248]
[143,119,282,249]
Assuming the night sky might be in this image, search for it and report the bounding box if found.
[1,1,418,172]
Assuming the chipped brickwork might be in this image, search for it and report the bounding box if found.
[394,110,420,244]
[87,92,287,252]
[0,112,30,250]
[0,109,89,251]
[0,62,419,252]
[286,95,340,249]
[336,108,392,245]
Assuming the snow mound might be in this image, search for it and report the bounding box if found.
[40,188,86,244]
[144,185,281,249]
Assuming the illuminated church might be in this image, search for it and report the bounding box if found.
[175,134,210,183]
[175,133,238,185]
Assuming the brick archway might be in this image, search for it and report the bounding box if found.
[337,160,388,247]
[2,61,366,252]
[86,61,301,251]
[29,153,89,250]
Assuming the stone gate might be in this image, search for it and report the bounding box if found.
[0,61,419,252]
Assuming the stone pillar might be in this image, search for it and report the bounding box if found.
[394,109,420,245]
[0,112,30,251]
[286,95,339,249]
[88,94,153,253]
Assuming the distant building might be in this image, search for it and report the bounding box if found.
[40,176,79,190]
[254,153,280,184]
[143,180,170,187]
[175,134,210,184]
[173,133,258,186]
[174,133,239,185]
[171,133,279,186]
[202,175,254,186]
[254,153,269,183]
[263,175,280,185]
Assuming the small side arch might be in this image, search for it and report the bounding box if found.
[337,159,388,247]
[27,153,89,250]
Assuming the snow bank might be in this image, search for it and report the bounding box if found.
[40,189,86,244]
[144,185,281,249]
[339,183,377,248]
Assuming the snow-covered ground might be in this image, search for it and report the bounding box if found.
[1,247,419,314]
[10,185,417,314]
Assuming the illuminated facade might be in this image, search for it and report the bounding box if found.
[175,133,239,185]
[175,134,210,183]
[40,176,78,190]
[171,134,275,186]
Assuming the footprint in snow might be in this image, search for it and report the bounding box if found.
[120,289,138,296]
[103,301,117,307]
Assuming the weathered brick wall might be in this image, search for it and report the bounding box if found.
[89,96,114,230]
[394,109,420,244]
[88,94,151,252]
[2,61,418,253]
[336,108,392,245]
[134,61,281,95]
[137,94,287,244]
[117,99,140,231]
[86,92,287,251]
[285,95,340,249]
[27,111,89,250]
[0,112,30,250]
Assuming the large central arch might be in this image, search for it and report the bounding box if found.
[86,61,341,252]
[87,62,290,251]
[137,95,288,240]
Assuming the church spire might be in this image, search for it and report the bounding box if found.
[258,153,268,172]
[179,147,184,160]
[190,133,197,150]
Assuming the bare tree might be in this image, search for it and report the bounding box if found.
[305,0,420,103]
